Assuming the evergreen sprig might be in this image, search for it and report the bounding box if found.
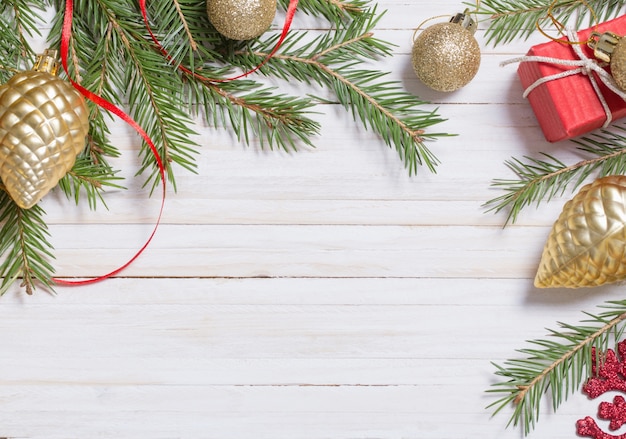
[0,191,54,295]
[477,0,626,46]
[277,0,369,25]
[485,126,626,224]
[58,158,124,209]
[233,6,447,173]
[0,0,449,294]
[488,301,626,435]
[50,0,201,192]
[0,0,45,74]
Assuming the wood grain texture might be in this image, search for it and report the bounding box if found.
[0,2,619,438]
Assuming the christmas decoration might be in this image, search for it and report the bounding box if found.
[487,300,626,436]
[206,0,277,41]
[0,49,88,209]
[484,5,626,225]
[411,9,481,92]
[483,1,626,437]
[577,341,626,439]
[0,0,449,295]
[534,175,626,288]
[511,15,626,143]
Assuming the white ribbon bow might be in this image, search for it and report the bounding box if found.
[501,28,626,128]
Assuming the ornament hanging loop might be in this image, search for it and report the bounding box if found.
[536,0,599,45]
[412,14,450,43]
[412,8,477,43]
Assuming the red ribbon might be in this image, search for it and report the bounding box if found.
[139,0,299,82]
[51,0,297,286]
[52,0,166,286]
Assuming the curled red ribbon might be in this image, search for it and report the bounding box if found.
[139,0,299,82]
[52,0,297,286]
[52,0,166,286]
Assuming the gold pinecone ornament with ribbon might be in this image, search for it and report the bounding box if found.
[0,49,89,209]
[535,175,626,288]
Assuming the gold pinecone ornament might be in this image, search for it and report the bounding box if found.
[535,175,626,288]
[0,49,89,209]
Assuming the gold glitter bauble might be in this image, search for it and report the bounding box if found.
[207,0,276,41]
[0,50,89,209]
[411,22,481,92]
[535,176,626,288]
[610,38,626,90]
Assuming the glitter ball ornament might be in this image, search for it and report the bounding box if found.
[411,10,481,92]
[207,0,276,41]
[534,175,626,288]
[589,31,626,90]
[0,49,89,209]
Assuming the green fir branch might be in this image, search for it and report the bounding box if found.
[0,0,45,78]
[234,7,446,174]
[58,158,124,210]
[277,0,370,24]
[0,191,55,295]
[485,126,626,224]
[144,0,331,155]
[50,0,200,192]
[477,0,626,46]
[488,301,626,435]
[188,79,321,151]
[145,1,323,153]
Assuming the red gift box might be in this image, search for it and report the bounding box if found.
[517,15,626,142]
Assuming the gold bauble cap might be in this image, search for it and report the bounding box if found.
[589,31,626,90]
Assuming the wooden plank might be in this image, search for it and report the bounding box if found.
[0,2,613,439]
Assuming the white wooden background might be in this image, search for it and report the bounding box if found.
[2,1,626,438]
